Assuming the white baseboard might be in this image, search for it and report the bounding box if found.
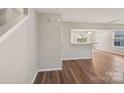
[30,70,39,84]
[96,48,124,56]
[31,67,63,84]
[38,67,63,72]
[62,57,92,61]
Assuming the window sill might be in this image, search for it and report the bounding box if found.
[113,46,124,49]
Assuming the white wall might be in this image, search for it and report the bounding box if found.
[1,10,124,83]
[0,9,7,26]
[61,23,92,60]
[38,14,62,70]
[94,30,124,55]
[61,22,124,59]
[0,9,39,83]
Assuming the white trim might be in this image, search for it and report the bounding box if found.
[113,46,124,49]
[30,67,62,84]
[96,48,124,56]
[38,67,63,72]
[30,56,92,84]
[0,15,29,45]
[62,57,92,61]
[30,70,39,84]
[70,29,124,32]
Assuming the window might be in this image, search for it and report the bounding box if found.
[114,31,124,47]
[71,29,92,44]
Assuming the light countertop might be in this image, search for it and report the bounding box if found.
[71,42,98,45]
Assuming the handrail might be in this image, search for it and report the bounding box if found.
[0,15,29,45]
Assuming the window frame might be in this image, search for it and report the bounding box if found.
[113,31,124,48]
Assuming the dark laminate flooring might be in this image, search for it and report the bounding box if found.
[34,49,124,84]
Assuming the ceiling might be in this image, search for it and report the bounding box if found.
[35,8,124,24]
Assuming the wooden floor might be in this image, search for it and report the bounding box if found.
[34,49,124,84]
